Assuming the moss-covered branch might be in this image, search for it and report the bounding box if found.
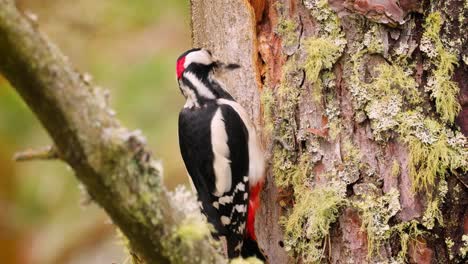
[0,1,225,263]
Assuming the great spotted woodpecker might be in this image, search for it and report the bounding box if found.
[176,48,265,260]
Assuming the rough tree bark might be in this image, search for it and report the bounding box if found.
[1,0,467,262]
[191,0,467,263]
[0,1,225,263]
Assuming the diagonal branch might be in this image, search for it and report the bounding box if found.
[0,0,225,263]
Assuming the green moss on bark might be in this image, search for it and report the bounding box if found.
[303,37,343,84]
[281,183,346,263]
[260,87,275,136]
[421,12,461,124]
[276,18,298,47]
[392,220,426,262]
[353,188,401,258]
[397,112,467,192]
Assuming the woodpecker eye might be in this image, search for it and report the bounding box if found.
[176,56,186,79]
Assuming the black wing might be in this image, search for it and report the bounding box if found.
[179,103,218,195]
[178,102,249,257]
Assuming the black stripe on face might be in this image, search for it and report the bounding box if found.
[180,73,214,105]
[181,74,200,97]
[185,62,214,78]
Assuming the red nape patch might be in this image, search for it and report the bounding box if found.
[246,181,264,240]
[176,56,186,79]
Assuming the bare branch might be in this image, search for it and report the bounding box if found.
[13,145,60,161]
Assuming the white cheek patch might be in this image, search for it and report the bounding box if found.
[180,82,200,108]
[184,49,213,67]
[184,72,215,99]
[211,108,232,196]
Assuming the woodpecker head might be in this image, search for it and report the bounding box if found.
[176,48,240,79]
[176,48,240,106]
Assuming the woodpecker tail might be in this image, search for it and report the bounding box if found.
[241,236,266,261]
[241,181,266,260]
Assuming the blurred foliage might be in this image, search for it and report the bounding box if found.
[0,0,191,263]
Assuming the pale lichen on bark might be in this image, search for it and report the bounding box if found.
[254,0,467,263]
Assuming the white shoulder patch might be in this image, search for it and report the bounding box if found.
[211,108,232,196]
[217,99,265,187]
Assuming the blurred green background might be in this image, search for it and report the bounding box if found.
[0,0,191,263]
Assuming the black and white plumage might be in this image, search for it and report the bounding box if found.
[176,48,265,259]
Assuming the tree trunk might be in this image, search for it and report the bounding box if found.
[191,0,467,263]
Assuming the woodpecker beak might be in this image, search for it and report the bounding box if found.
[214,61,241,71]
